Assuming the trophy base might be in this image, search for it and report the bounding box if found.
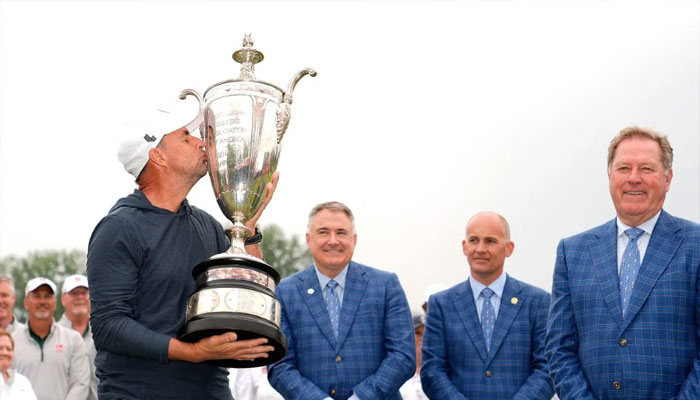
[179,254,287,368]
[178,312,287,368]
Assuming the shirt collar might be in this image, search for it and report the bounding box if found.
[314,263,349,290]
[469,270,507,299]
[616,210,661,237]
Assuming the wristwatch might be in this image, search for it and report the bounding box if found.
[244,227,263,245]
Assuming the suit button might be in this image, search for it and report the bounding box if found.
[613,381,621,390]
[619,338,628,347]
[330,389,336,395]
[485,370,492,377]
[335,356,342,363]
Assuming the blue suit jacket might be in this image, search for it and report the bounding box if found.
[267,261,415,400]
[421,274,554,399]
[545,210,700,399]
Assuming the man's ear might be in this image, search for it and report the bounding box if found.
[149,147,167,167]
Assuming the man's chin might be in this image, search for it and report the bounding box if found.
[34,312,52,320]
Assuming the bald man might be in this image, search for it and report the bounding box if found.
[421,212,553,399]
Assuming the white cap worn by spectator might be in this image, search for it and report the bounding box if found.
[423,283,448,305]
[25,277,57,295]
[117,102,203,179]
[412,312,426,329]
[62,274,88,294]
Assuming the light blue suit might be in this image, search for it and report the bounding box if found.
[268,261,415,400]
[546,210,700,399]
[421,275,553,399]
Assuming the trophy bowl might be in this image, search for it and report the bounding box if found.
[176,34,315,368]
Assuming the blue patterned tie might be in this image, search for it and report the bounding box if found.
[480,288,496,353]
[620,228,644,315]
[326,280,340,338]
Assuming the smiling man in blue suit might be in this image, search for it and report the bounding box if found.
[268,201,415,400]
[546,126,700,399]
[421,212,554,399]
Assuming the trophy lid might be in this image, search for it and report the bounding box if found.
[232,34,264,81]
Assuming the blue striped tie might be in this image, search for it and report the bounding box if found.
[480,288,496,353]
[620,228,644,315]
[326,280,340,338]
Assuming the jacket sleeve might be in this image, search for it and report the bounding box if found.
[672,237,700,400]
[86,215,172,363]
[545,239,596,400]
[351,273,416,399]
[420,294,468,400]
[65,331,91,400]
[267,291,330,400]
[512,290,555,400]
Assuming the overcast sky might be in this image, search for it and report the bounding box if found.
[1,0,698,310]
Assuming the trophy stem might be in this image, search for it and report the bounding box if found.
[227,222,251,255]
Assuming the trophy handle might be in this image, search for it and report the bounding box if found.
[276,68,317,143]
[179,89,204,139]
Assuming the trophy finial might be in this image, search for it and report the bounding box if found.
[242,33,253,48]
[233,34,264,80]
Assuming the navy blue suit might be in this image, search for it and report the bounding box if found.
[421,275,553,399]
[268,261,415,400]
[546,210,700,399]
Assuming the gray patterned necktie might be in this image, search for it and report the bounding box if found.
[326,280,340,338]
[480,287,496,353]
[620,228,644,315]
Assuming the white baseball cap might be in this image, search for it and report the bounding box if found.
[423,283,449,304]
[62,274,88,294]
[117,109,182,179]
[25,277,57,296]
[117,96,203,179]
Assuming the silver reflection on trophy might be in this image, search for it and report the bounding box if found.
[182,34,316,256]
[176,34,315,368]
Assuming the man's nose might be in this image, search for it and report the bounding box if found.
[628,167,643,183]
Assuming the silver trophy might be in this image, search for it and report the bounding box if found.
[176,34,315,367]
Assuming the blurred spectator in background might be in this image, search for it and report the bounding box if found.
[399,312,428,400]
[230,366,283,400]
[12,277,89,400]
[0,328,37,399]
[0,276,23,335]
[422,283,448,313]
[58,274,97,400]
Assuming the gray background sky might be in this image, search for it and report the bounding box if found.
[1,1,698,311]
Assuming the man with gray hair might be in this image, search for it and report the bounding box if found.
[546,127,700,398]
[0,275,23,335]
[269,201,416,400]
[13,277,90,400]
[57,274,97,400]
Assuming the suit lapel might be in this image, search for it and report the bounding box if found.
[452,282,488,363]
[297,267,337,347]
[622,210,681,330]
[487,276,523,365]
[591,219,623,326]
[335,262,369,350]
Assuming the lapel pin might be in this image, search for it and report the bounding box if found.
[511,297,518,305]
[307,288,314,295]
